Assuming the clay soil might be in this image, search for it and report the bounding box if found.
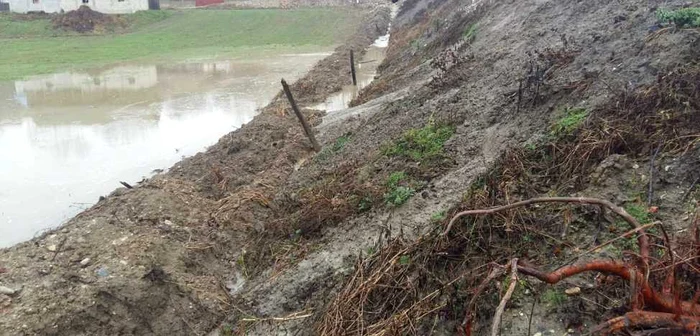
[2,0,700,335]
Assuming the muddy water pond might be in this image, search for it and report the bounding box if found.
[0,51,331,248]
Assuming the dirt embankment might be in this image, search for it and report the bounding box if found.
[1,0,699,335]
[0,6,390,336]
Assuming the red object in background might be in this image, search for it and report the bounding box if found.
[195,0,223,6]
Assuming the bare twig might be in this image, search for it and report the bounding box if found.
[443,197,650,263]
[681,177,699,203]
[491,259,519,336]
[462,265,505,335]
[648,142,663,206]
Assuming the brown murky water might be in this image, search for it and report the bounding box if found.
[0,51,331,247]
[311,33,389,112]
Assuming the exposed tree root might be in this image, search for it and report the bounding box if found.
[593,311,700,335]
[451,197,700,336]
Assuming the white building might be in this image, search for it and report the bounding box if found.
[7,0,151,14]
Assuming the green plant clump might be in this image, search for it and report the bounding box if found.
[384,120,455,161]
[384,172,415,207]
[551,107,588,137]
[657,7,700,28]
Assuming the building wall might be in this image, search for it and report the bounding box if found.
[8,0,61,13]
[61,0,149,13]
[8,0,148,13]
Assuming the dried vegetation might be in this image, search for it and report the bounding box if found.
[315,64,700,335]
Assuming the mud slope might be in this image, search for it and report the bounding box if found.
[214,0,699,334]
[0,6,390,336]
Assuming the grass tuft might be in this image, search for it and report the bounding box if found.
[551,107,588,137]
[383,119,455,161]
[462,23,477,41]
[657,7,700,28]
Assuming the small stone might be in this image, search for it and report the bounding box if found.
[533,333,542,336]
[565,287,581,296]
[0,286,16,295]
[632,163,639,169]
[80,258,91,267]
[46,244,57,252]
[119,260,128,266]
[96,267,109,278]
[164,220,174,226]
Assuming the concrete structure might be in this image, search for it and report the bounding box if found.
[6,0,149,13]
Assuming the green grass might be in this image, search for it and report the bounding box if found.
[657,7,700,28]
[0,8,364,80]
[0,10,173,39]
[551,107,588,137]
[462,23,477,41]
[317,134,352,161]
[430,210,446,222]
[383,120,455,161]
[384,172,415,207]
[541,288,566,306]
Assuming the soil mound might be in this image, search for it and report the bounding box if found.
[52,6,124,33]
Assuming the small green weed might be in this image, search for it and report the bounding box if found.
[358,196,373,212]
[317,134,351,160]
[220,324,234,336]
[399,255,411,265]
[366,247,376,255]
[463,23,478,41]
[384,186,415,207]
[384,172,415,207]
[541,288,566,306]
[624,203,652,225]
[431,210,446,222]
[387,171,409,188]
[383,119,455,161]
[551,107,588,137]
[657,7,700,28]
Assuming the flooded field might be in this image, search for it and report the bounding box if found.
[0,51,330,247]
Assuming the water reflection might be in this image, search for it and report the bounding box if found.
[0,51,330,247]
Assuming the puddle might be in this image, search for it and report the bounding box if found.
[311,4,397,112]
[0,51,331,248]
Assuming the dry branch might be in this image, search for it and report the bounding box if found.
[443,197,650,263]
[490,259,518,336]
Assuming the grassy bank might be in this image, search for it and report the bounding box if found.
[0,8,365,80]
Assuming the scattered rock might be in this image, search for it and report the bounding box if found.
[0,286,17,296]
[46,244,57,252]
[565,287,581,296]
[79,258,91,267]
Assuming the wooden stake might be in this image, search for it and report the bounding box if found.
[350,49,357,86]
[281,79,321,152]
